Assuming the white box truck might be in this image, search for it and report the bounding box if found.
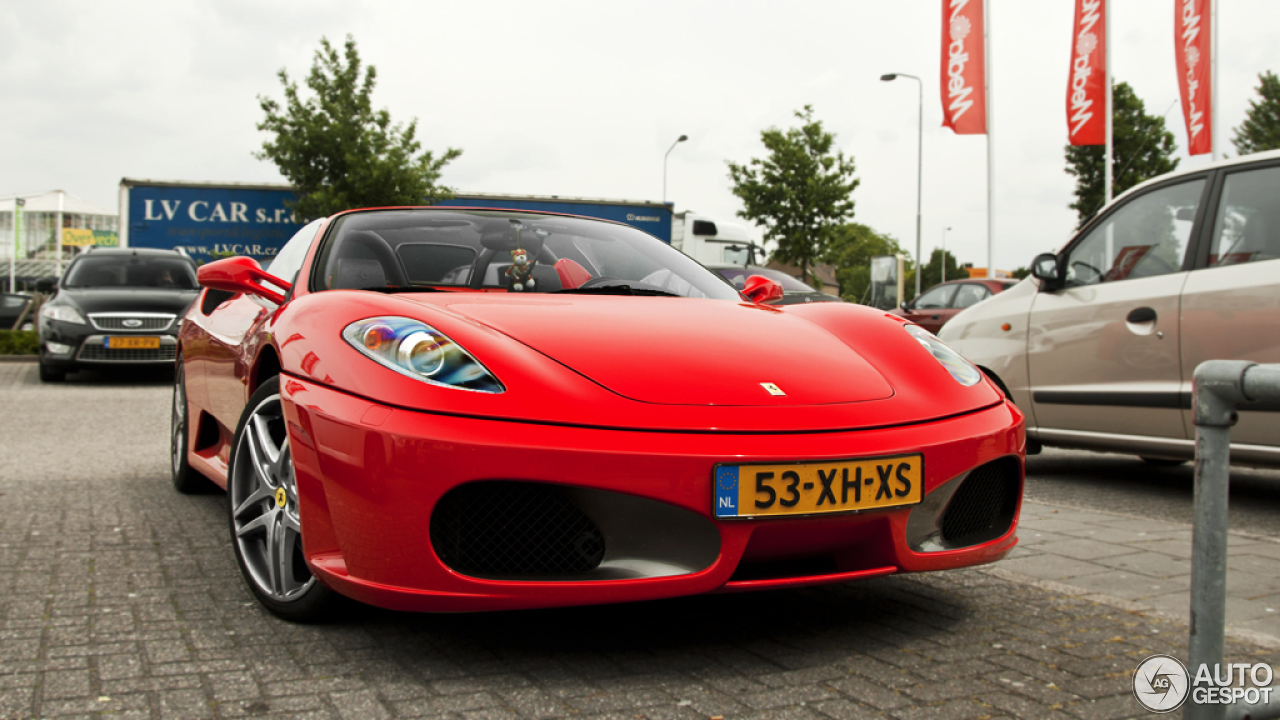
[670,211,764,265]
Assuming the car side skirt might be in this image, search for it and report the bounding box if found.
[1031,427,1280,468]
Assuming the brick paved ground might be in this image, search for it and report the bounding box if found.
[1,362,1277,720]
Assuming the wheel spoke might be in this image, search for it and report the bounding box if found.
[236,509,273,539]
[274,522,300,595]
[272,437,293,489]
[244,421,278,492]
[233,484,275,520]
[250,414,281,466]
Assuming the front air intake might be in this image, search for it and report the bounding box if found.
[430,481,605,578]
[939,457,1020,547]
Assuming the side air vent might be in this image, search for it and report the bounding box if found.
[939,457,1020,547]
[201,289,236,315]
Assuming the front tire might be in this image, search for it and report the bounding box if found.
[38,361,65,383]
[171,360,212,494]
[228,376,341,622]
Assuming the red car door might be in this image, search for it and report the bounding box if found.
[903,284,957,334]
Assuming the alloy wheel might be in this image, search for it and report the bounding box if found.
[229,393,315,602]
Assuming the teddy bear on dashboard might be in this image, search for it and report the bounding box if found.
[506,247,536,292]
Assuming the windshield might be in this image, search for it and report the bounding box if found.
[714,266,816,293]
[313,209,742,300]
[63,255,199,289]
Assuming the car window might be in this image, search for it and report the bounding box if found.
[312,210,742,300]
[266,218,324,285]
[714,267,815,293]
[1064,178,1204,287]
[914,284,956,309]
[63,255,199,289]
[952,283,990,309]
[1207,165,1280,267]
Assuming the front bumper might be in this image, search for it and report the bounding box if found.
[41,320,179,367]
[280,375,1025,612]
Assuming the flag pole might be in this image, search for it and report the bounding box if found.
[1211,0,1218,160]
[984,0,994,276]
[1103,0,1113,205]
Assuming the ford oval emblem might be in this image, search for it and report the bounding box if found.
[122,319,143,328]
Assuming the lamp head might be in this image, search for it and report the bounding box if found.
[880,73,898,82]
[678,135,688,142]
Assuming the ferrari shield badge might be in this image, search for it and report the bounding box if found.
[760,382,785,396]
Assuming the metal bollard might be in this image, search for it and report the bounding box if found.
[1188,361,1280,720]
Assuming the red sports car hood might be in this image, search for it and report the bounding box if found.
[433,296,893,407]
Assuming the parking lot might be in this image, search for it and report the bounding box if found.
[2,361,1278,720]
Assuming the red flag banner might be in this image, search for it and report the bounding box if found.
[1176,0,1212,155]
[941,0,986,134]
[1067,0,1106,145]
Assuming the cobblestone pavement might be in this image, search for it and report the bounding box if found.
[2,361,1277,720]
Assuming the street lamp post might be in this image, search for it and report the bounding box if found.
[941,226,953,282]
[941,226,952,282]
[880,73,923,299]
[663,134,688,204]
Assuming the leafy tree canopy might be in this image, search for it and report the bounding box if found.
[914,248,962,293]
[256,35,462,220]
[728,106,859,285]
[1064,82,1178,228]
[823,223,910,303]
[1233,71,1280,156]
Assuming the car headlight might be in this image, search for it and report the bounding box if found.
[904,324,982,386]
[342,317,504,393]
[41,304,86,325]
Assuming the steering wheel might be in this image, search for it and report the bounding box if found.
[1070,260,1104,284]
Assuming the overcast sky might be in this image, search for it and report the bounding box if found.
[3,0,1279,271]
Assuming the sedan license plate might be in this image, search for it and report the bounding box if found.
[106,336,161,350]
[714,454,923,519]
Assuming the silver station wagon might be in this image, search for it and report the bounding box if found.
[941,150,1280,467]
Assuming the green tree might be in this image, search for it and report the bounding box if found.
[728,106,859,285]
[1065,82,1178,228]
[256,35,462,219]
[823,223,910,303]
[915,248,961,292]
[1233,71,1280,155]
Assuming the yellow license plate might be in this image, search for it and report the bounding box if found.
[714,454,923,519]
[106,336,161,349]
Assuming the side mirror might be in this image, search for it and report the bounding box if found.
[742,274,785,304]
[197,256,289,305]
[899,300,911,312]
[1030,252,1063,290]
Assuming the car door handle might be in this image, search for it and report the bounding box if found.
[931,314,941,320]
[1127,307,1157,324]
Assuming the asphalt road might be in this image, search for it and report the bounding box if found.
[1025,447,1280,538]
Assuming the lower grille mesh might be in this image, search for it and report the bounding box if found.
[940,457,1020,547]
[431,482,605,577]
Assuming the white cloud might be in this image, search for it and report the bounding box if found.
[2,0,1278,272]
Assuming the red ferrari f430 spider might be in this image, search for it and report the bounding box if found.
[172,208,1025,621]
